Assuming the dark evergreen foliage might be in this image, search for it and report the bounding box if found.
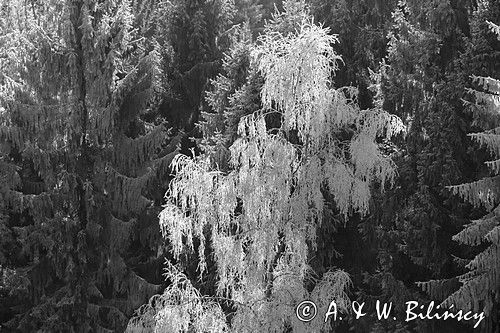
[0,0,499,332]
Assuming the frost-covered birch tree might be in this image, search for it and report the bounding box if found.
[127,1,405,332]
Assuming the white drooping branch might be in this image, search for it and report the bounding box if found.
[129,4,405,333]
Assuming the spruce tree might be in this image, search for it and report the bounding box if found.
[355,0,484,331]
[155,0,236,132]
[420,14,500,331]
[0,0,178,331]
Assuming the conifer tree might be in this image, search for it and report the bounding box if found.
[354,1,485,331]
[310,0,398,108]
[232,0,282,37]
[198,22,262,169]
[0,0,178,330]
[155,0,236,132]
[127,2,405,332]
[419,16,500,331]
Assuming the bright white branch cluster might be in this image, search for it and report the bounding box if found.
[128,5,405,333]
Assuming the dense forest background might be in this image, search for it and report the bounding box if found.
[0,0,499,332]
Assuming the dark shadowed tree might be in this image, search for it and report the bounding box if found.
[0,0,180,330]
